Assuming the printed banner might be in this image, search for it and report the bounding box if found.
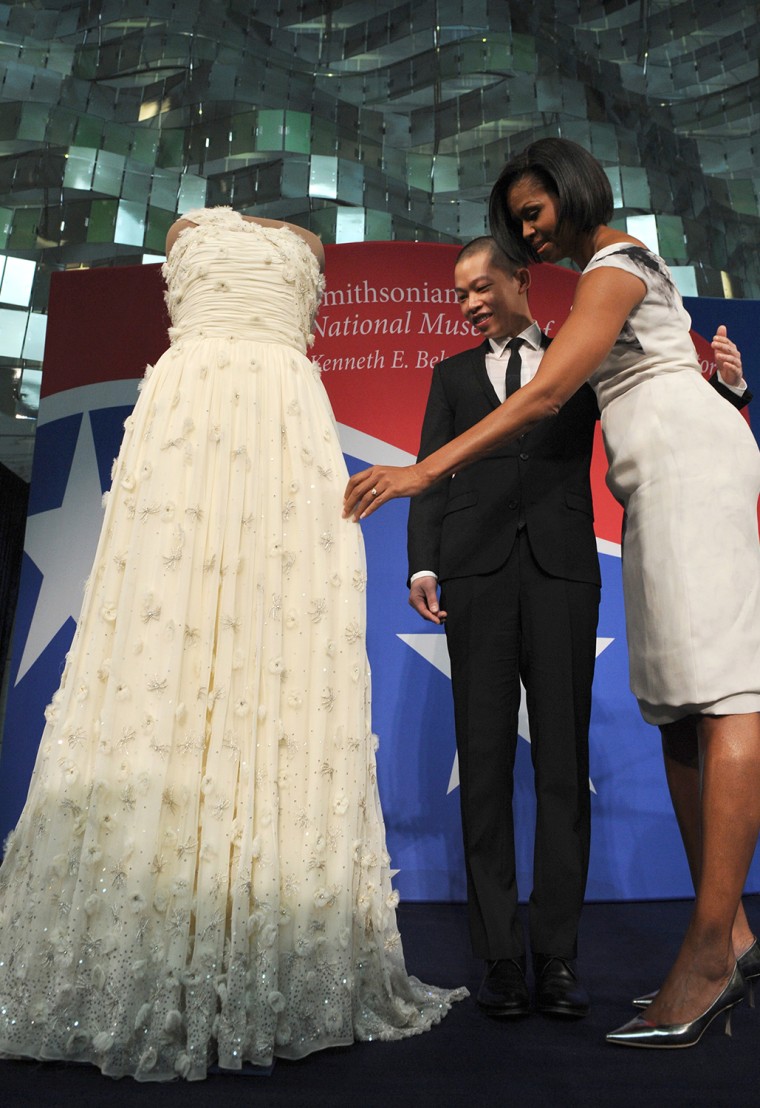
[1,242,758,904]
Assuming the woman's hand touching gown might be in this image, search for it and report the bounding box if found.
[343,463,430,521]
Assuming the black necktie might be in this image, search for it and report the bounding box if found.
[505,337,523,398]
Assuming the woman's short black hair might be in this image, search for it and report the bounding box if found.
[488,138,614,264]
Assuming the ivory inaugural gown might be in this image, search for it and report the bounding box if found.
[0,207,465,1081]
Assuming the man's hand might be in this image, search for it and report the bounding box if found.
[712,324,744,387]
[408,575,447,624]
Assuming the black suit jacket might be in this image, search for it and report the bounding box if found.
[407,341,751,589]
[408,339,601,588]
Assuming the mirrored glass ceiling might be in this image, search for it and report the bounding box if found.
[1,0,758,479]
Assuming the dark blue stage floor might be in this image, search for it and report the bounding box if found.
[2,897,758,1107]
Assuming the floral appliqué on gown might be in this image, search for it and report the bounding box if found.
[0,208,466,1081]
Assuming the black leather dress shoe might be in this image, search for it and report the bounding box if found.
[477,957,530,1018]
[533,955,589,1018]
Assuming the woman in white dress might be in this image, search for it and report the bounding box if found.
[344,138,760,1049]
[0,207,465,1081]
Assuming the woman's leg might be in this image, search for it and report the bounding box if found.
[661,717,701,885]
[647,711,760,1025]
[661,716,755,956]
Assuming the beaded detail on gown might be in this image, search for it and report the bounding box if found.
[0,207,466,1081]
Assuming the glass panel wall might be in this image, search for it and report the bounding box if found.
[0,0,757,477]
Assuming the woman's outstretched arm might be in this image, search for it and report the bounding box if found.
[344,266,645,520]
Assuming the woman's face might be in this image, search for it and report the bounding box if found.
[506,175,566,262]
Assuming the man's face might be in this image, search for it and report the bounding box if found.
[454,250,529,342]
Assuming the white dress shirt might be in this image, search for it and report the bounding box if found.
[485,321,545,402]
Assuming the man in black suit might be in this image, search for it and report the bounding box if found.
[407,237,750,1020]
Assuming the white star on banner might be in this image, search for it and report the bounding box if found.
[337,424,415,467]
[398,633,615,796]
[16,412,105,683]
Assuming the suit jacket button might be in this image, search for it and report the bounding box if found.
[508,500,519,510]
[519,452,529,460]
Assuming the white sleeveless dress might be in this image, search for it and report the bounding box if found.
[586,244,760,725]
[0,208,465,1081]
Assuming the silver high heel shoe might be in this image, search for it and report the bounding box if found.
[631,988,657,1009]
[608,964,745,1048]
[633,937,760,1009]
[736,939,760,1007]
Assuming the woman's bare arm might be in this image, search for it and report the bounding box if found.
[344,265,646,519]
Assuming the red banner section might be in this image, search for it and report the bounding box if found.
[315,242,578,456]
[315,242,623,545]
[41,264,168,399]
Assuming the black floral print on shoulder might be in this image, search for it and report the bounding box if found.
[607,246,677,307]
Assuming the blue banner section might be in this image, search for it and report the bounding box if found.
[355,458,757,904]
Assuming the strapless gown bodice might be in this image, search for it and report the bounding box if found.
[165,207,323,352]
